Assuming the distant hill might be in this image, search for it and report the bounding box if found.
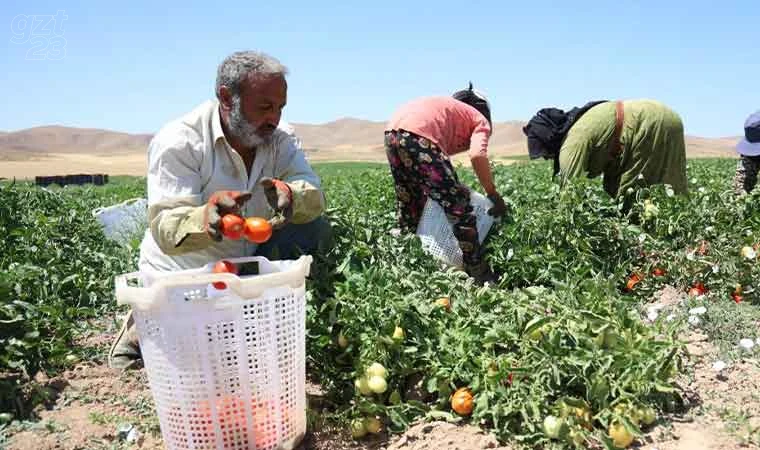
[0,121,740,162]
[0,126,152,160]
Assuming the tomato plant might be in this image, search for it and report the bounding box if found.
[0,179,143,415]
[304,160,759,448]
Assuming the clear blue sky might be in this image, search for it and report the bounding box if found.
[2,0,758,137]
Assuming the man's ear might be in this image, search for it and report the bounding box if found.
[218,85,233,111]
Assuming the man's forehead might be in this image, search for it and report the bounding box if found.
[242,73,287,96]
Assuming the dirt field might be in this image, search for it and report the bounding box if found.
[0,147,736,181]
[0,151,514,180]
[0,153,149,180]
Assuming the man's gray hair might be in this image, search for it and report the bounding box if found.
[216,51,288,98]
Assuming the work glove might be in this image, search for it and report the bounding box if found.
[203,190,252,241]
[260,177,293,229]
[487,192,509,218]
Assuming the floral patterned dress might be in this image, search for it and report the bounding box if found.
[384,129,482,266]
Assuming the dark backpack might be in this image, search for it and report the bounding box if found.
[523,100,608,176]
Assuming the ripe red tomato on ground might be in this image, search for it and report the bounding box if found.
[625,273,643,291]
[688,282,707,297]
[451,388,474,416]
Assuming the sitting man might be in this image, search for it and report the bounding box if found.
[109,50,332,371]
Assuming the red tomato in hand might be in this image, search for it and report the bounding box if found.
[244,217,273,244]
[221,214,246,240]
[212,260,238,289]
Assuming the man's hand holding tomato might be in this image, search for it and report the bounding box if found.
[203,191,253,242]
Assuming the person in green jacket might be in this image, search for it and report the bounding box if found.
[523,99,688,197]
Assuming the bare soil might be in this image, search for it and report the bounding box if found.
[643,333,760,450]
[0,143,735,180]
[0,153,149,180]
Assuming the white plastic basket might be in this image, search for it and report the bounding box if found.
[115,255,312,450]
[416,191,495,268]
[93,198,148,245]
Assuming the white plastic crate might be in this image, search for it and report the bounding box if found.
[415,191,495,268]
[93,198,148,245]
[115,255,312,450]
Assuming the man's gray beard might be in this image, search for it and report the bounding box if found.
[229,96,268,148]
